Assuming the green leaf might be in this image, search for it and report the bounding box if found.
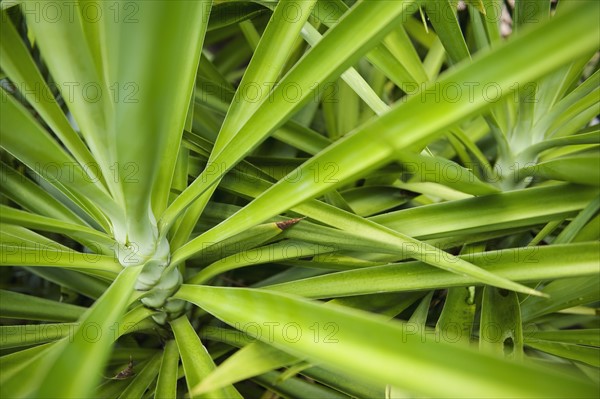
[35,266,141,398]
[21,267,109,300]
[150,1,213,220]
[300,22,390,116]
[521,275,600,322]
[183,220,290,266]
[0,343,56,396]
[175,285,598,398]
[170,2,599,297]
[154,340,180,399]
[0,14,100,175]
[514,0,550,31]
[338,186,408,216]
[264,243,600,298]
[526,329,600,347]
[190,341,298,396]
[524,340,600,367]
[0,289,85,322]
[117,352,162,399]
[553,196,600,244]
[170,315,242,399]
[479,286,524,360]
[207,2,267,31]
[301,366,384,399]
[521,128,600,159]
[309,0,426,90]
[0,89,119,228]
[522,154,600,186]
[176,172,545,297]
[97,0,212,253]
[0,238,121,280]
[372,184,598,238]
[162,0,423,228]
[382,25,430,84]
[0,162,90,228]
[396,151,500,196]
[169,0,318,250]
[20,1,114,190]
[0,323,75,349]
[0,205,115,252]
[254,370,349,399]
[436,287,476,344]
[187,240,337,284]
[408,291,433,326]
[423,0,471,63]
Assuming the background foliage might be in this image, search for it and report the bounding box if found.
[0,0,599,398]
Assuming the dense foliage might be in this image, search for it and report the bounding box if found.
[1,0,598,398]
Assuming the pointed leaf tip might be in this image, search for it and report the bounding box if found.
[276,217,305,231]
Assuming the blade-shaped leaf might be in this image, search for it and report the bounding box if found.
[175,285,597,398]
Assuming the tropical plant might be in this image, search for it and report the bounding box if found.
[0,0,598,398]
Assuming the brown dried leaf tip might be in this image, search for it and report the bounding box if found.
[276,217,305,231]
[113,356,135,380]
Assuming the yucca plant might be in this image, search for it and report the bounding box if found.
[1,0,598,397]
